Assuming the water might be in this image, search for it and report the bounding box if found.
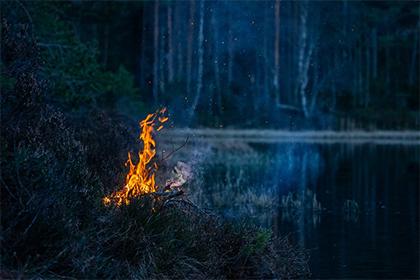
[193,142,419,278]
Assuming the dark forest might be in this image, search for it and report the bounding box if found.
[1,1,419,279]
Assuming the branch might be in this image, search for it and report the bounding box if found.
[275,104,303,113]
[152,189,184,199]
[159,136,189,163]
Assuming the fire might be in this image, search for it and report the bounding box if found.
[103,108,168,206]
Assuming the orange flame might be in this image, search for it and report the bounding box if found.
[103,108,168,206]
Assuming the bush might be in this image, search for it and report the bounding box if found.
[2,1,141,110]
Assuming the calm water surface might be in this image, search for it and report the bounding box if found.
[197,143,419,279]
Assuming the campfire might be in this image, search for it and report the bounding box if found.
[103,108,169,206]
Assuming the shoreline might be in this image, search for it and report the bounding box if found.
[160,129,420,145]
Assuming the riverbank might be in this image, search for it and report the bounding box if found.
[160,129,420,145]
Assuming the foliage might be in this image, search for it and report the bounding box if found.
[2,1,141,111]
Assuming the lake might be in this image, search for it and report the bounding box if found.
[162,132,419,278]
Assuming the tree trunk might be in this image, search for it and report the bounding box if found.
[357,44,363,102]
[292,0,299,106]
[352,47,357,106]
[227,28,234,87]
[286,1,294,106]
[167,5,174,83]
[103,23,110,68]
[309,47,319,115]
[139,7,147,87]
[186,0,195,97]
[159,6,166,94]
[365,40,370,107]
[211,6,220,92]
[372,28,377,79]
[409,26,418,85]
[189,0,205,120]
[153,0,160,104]
[211,4,221,114]
[297,1,312,117]
[273,0,281,106]
[254,50,259,113]
[263,5,269,106]
[331,50,337,110]
[175,4,183,81]
[385,43,390,96]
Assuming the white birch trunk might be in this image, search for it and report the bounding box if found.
[309,47,318,115]
[263,4,270,106]
[274,0,281,106]
[211,4,221,113]
[211,6,220,91]
[297,1,311,117]
[189,0,205,120]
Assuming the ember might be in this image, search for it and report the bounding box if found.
[103,108,168,206]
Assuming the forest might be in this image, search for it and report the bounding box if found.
[1,1,419,279]
[2,1,419,129]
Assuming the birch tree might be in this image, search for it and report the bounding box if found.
[211,4,222,113]
[227,9,234,88]
[263,4,270,105]
[211,5,220,92]
[274,0,281,106]
[189,0,204,120]
[296,0,313,117]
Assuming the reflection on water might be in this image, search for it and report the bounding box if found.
[280,189,322,227]
[193,142,419,279]
[342,199,360,223]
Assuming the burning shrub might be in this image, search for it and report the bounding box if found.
[103,108,169,206]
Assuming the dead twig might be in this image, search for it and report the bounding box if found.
[159,136,189,164]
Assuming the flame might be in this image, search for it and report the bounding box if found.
[103,108,168,206]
